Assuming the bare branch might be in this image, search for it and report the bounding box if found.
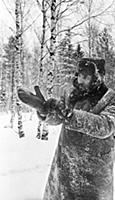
[35,0,50,29]
[35,0,42,9]
[34,27,50,54]
[1,0,15,22]
[56,1,115,36]
[9,26,15,34]
[94,18,113,26]
[23,2,35,19]
[23,14,41,33]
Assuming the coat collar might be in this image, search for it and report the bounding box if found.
[91,88,115,114]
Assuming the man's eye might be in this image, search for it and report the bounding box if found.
[78,74,83,78]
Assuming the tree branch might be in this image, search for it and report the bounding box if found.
[35,0,50,29]
[34,28,50,54]
[1,0,15,22]
[56,1,115,36]
[23,14,41,33]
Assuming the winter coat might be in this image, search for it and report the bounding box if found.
[43,82,115,200]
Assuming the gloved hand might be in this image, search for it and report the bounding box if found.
[18,87,47,115]
[18,86,67,120]
[44,98,68,120]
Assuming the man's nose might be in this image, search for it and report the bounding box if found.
[78,76,83,84]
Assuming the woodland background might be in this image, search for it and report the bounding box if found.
[0,0,115,135]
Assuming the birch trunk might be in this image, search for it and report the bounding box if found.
[20,3,25,85]
[0,63,7,112]
[10,57,16,128]
[47,0,57,97]
[88,0,92,57]
[15,0,24,137]
[37,0,49,140]
[39,0,47,86]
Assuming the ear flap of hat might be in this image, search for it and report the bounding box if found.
[95,59,105,76]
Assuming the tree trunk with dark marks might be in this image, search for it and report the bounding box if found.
[36,0,49,140]
[47,0,57,97]
[15,0,24,137]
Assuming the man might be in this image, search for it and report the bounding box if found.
[18,58,115,200]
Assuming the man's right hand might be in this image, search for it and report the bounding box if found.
[18,86,68,121]
[18,88,47,115]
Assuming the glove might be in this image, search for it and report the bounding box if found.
[34,86,60,116]
[18,87,47,115]
[34,85,45,102]
[18,86,68,121]
[34,86,67,120]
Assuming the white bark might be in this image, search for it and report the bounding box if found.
[15,0,24,137]
[47,0,57,97]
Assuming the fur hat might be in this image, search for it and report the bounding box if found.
[78,60,96,76]
[78,58,105,76]
[73,58,105,89]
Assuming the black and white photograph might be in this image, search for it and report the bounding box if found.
[0,0,115,199]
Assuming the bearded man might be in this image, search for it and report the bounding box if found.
[18,58,115,200]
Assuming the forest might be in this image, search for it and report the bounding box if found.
[0,0,115,136]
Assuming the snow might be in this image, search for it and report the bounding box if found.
[0,112,114,200]
[0,112,62,200]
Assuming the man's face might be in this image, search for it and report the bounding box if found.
[77,73,92,91]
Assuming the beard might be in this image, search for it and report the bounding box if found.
[73,73,103,95]
[77,84,89,93]
[70,75,103,106]
[73,76,91,93]
[68,84,89,107]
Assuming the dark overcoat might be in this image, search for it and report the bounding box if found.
[43,82,115,200]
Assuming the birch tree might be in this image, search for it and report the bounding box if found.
[35,0,57,139]
[10,52,16,128]
[43,0,56,97]
[20,1,25,85]
[15,0,24,137]
[75,0,115,56]
[0,63,7,111]
[35,0,49,140]
[6,36,16,128]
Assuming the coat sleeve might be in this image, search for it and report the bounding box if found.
[65,103,115,139]
[44,84,73,125]
[45,94,66,125]
[45,112,64,125]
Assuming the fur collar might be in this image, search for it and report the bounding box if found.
[91,88,115,114]
[88,83,108,108]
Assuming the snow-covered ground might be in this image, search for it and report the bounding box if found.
[0,112,61,200]
[0,112,114,200]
